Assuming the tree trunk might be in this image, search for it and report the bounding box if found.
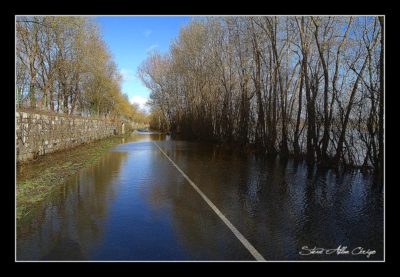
[334,57,368,165]
[377,16,384,183]
[293,62,304,158]
[251,20,266,152]
[313,19,330,165]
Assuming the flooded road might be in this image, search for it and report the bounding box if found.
[17,133,383,261]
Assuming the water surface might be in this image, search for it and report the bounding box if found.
[17,133,383,261]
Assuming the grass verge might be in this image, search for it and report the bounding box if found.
[16,134,129,224]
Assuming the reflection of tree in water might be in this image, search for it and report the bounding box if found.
[17,151,128,260]
[292,166,383,260]
[156,178,254,260]
[146,142,382,260]
[153,143,296,259]
[146,142,257,260]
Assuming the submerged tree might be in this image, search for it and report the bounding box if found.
[140,16,383,176]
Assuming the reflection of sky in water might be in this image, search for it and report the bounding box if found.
[17,134,383,261]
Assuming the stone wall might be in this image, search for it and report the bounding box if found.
[16,111,123,163]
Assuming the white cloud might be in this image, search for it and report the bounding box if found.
[120,68,135,82]
[130,95,149,113]
[146,44,159,54]
[143,29,152,37]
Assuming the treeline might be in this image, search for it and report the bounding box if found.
[16,16,147,123]
[139,16,383,176]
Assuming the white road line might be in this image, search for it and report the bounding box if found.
[153,142,266,261]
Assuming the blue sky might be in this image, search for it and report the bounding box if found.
[96,16,191,113]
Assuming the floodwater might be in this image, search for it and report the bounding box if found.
[17,133,383,261]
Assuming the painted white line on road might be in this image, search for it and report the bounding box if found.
[153,142,266,261]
